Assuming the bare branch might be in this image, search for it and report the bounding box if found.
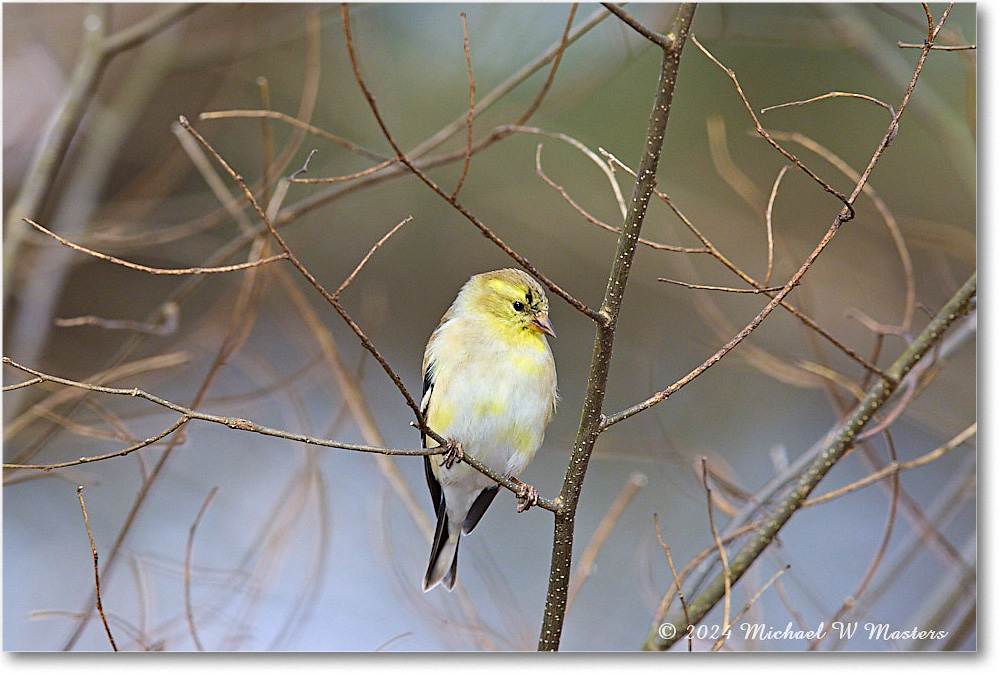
[763,166,790,286]
[690,35,856,221]
[77,487,118,651]
[451,12,475,199]
[25,218,288,275]
[761,91,896,117]
[658,278,793,294]
[340,3,600,323]
[4,417,189,471]
[334,216,414,299]
[601,3,673,49]
[654,514,692,651]
[701,458,732,646]
[898,41,975,50]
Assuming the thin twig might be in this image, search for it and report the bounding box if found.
[712,565,790,651]
[334,216,414,299]
[898,41,975,50]
[451,12,475,199]
[690,35,856,221]
[54,301,180,336]
[701,458,732,645]
[340,3,601,323]
[767,129,916,333]
[77,487,118,651]
[601,3,673,49]
[534,143,703,253]
[763,166,790,286]
[2,358,439,458]
[185,486,219,651]
[4,416,190,471]
[289,157,398,184]
[658,278,793,294]
[654,513,692,651]
[603,153,892,382]
[804,423,975,508]
[761,91,896,117]
[24,218,288,275]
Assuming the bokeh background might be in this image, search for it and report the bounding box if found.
[3,3,976,651]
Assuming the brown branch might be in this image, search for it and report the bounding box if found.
[690,35,856,221]
[334,216,414,298]
[761,91,896,117]
[538,3,698,651]
[712,565,789,651]
[658,278,792,294]
[898,41,975,50]
[54,301,180,336]
[25,218,289,275]
[535,143,704,253]
[803,423,975,508]
[763,166,789,286]
[601,3,673,50]
[602,4,958,431]
[4,416,190,471]
[603,152,892,382]
[288,157,398,184]
[77,487,118,651]
[2,358,440,458]
[339,3,601,323]
[701,458,732,644]
[451,12,475,199]
[654,513,692,651]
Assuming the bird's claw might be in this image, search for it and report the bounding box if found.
[516,483,539,513]
[440,439,464,470]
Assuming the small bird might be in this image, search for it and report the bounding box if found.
[420,268,558,591]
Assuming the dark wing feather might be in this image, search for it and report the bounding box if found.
[421,356,443,514]
[462,485,500,534]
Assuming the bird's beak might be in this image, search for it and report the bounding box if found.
[531,313,556,338]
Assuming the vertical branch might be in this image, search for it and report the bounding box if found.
[538,3,696,651]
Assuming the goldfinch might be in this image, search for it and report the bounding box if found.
[420,268,558,592]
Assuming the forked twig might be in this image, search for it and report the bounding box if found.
[339,3,600,323]
[690,35,856,221]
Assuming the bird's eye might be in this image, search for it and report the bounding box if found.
[513,300,525,312]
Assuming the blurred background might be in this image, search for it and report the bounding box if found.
[3,3,975,651]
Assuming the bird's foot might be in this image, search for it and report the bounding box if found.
[440,438,464,470]
[514,480,539,513]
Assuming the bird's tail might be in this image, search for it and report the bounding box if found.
[423,508,460,592]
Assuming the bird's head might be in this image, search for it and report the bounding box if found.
[461,268,555,340]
